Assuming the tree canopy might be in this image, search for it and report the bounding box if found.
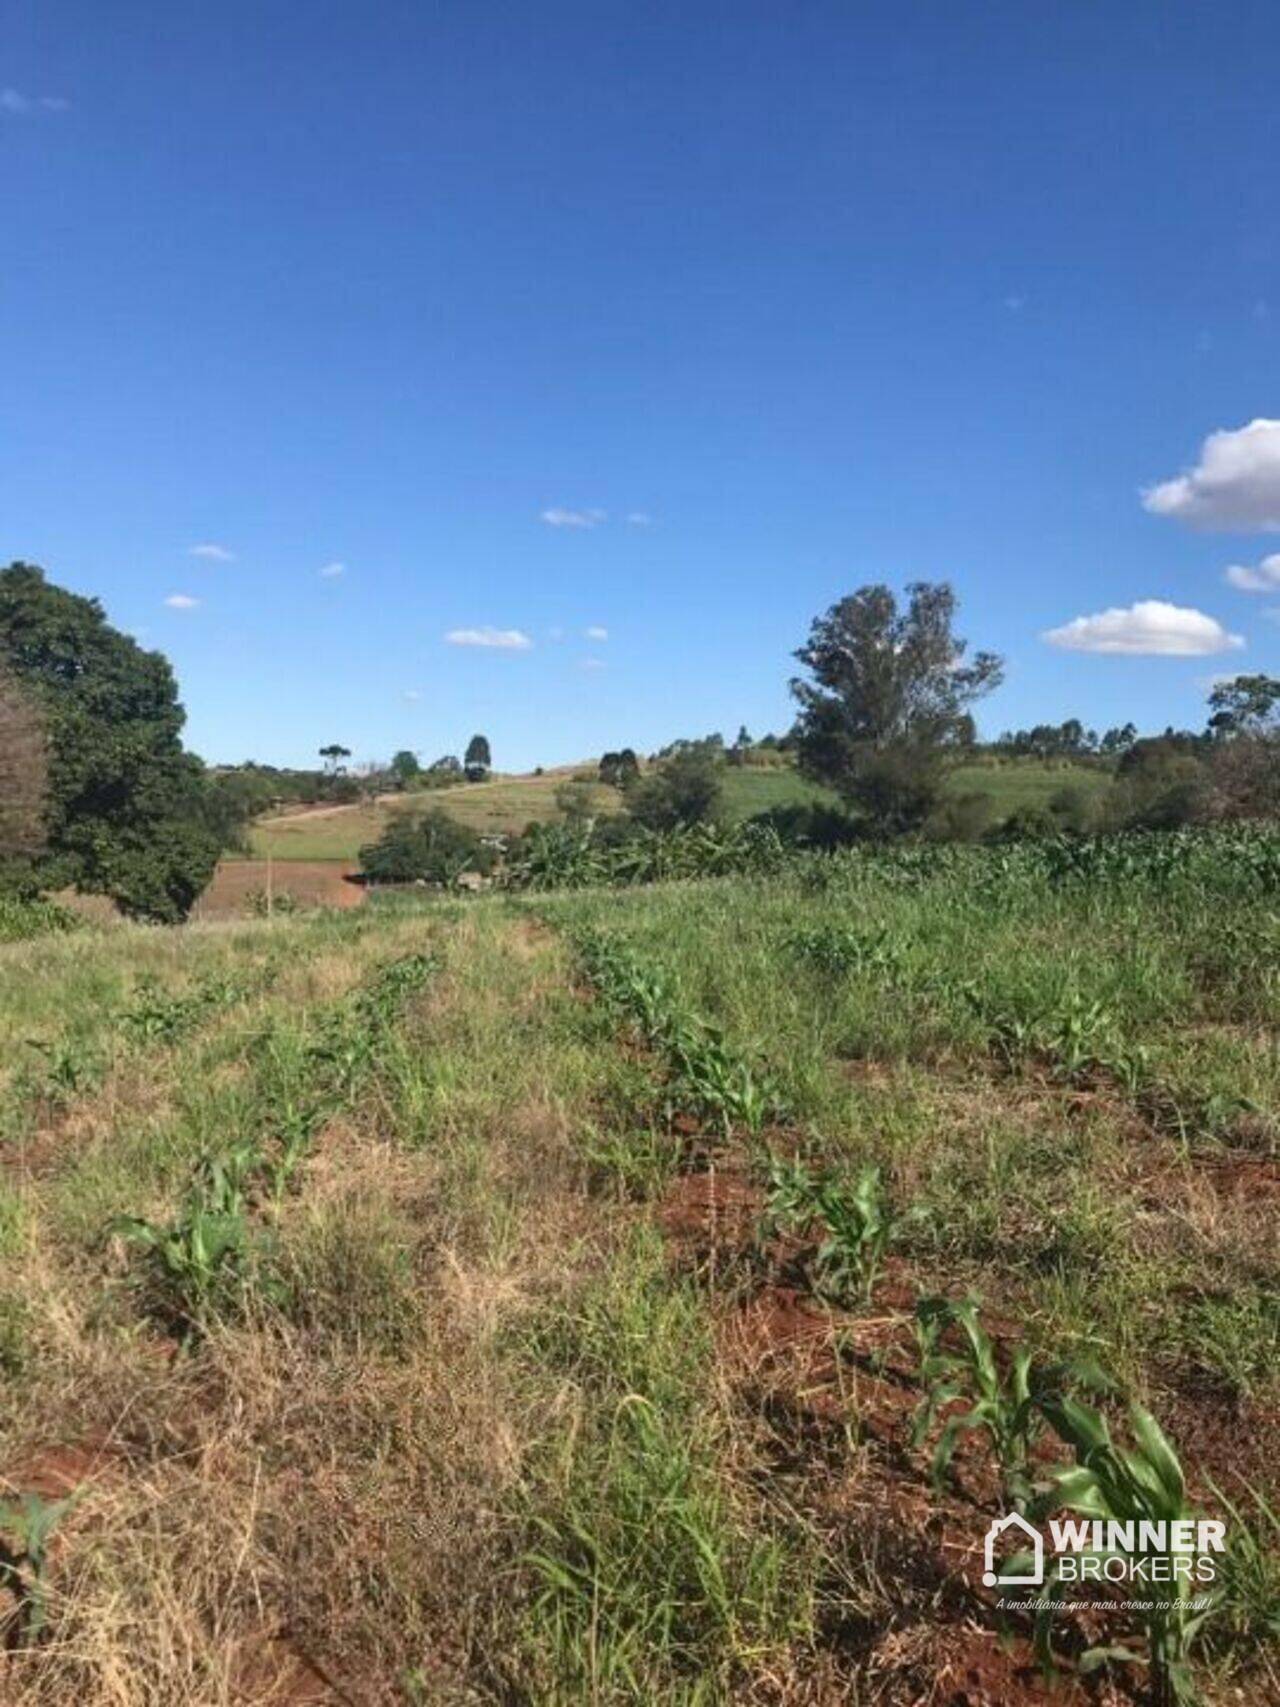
[0,562,222,919]
[791,582,1003,834]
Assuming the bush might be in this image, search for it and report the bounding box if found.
[625,750,723,831]
[0,895,80,944]
[923,790,997,843]
[359,808,492,885]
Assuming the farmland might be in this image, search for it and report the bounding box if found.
[0,828,1276,1703]
[241,758,1108,863]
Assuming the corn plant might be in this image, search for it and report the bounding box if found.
[762,1156,903,1305]
[1024,1396,1219,1706]
[112,1141,260,1330]
[912,1295,1106,1512]
[0,1490,77,1645]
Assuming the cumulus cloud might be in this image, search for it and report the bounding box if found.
[584,624,608,641]
[1143,419,1280,529]
[1,88,69,114]
[319,561,345,578]
[626,511,653,526]
[1224,553,1280,592]
[445,627,533,650]
[1042,600,1243,656]
[189,542,234,561]
[164,593,200,610]
[541,507,604,529]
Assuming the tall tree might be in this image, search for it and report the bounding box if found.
[0,563,221,919]
[464,733,491,781]
[1206,673,1280,738]
[390,749,421,789]
[791,583,1003,836]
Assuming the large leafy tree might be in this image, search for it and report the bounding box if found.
[0,563,222,920]
[1206,673,1280,738]
[791,583,1003,835]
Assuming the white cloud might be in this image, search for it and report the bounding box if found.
[1,88,69,114]
[1224,552,1280,592]
[581,657,606,672]
[445,627,533,650]
[584,624,609,641]
[1143,419,1280,529]
[189,542,234,562]
[164,593,200,610]
[1042,600,1244,656]
[541,507,604,529]
[626,511,653,526]
[403,689,421,701]
[319,561,345,578]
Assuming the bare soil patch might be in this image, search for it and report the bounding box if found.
[195,861,365,920]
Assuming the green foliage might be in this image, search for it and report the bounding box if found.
[911,1295,1104,1511]
[576,932,779,1134]
[390,749,421,788]
[626,747,725,830]
[761,1155,902,1304]
[791,582,1003,835]
[359,806,490,885]
[1025,1398,1217,1705]
[464,732,491,780]
[0,894,80,944]
[521,1233,808,1697]
[504,819,786,892]
[0,1491,78,1646]
[0,563,222,920]
[112,951,437,1333]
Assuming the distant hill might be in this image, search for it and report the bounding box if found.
[240,757,1109,862]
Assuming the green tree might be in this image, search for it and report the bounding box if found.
[791,583,1003,837]
[390,749,421,790]
[626,748,723,830]
[1206,673,1280,739]
[359,808,490,885]
[0,563,221,920]
[464,733,491,781]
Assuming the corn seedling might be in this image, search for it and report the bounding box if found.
[762,1156,905,1305]
[0,1490,78,1645]
[912,1295,1106,1512]
[113,1140,260,1330]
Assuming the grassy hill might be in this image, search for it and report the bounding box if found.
[1,832,1274,1701]
[243,757,1111,862]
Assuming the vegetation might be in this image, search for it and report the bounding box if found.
[791,581,1004,835]
[0,819,1276,1701]
[0,564,224,920]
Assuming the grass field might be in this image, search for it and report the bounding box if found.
[242,758,1109,862]
[1,833,1275,1703]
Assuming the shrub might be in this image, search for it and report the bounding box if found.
[359,807,491,885]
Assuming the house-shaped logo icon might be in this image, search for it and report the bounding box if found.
[982,1511,1044,1587]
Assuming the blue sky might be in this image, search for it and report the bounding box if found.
[4,0,1279,770]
